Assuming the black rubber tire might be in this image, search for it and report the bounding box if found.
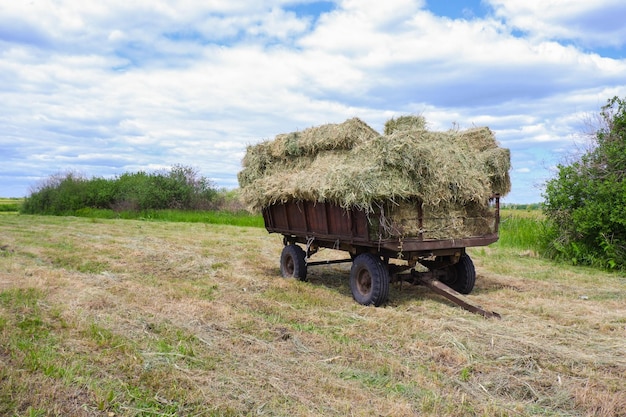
[280,244,308,281]
[349,253,390,306]
[442,254,476,294]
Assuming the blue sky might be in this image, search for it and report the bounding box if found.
[1,0,625,203]
[427,0,489,20]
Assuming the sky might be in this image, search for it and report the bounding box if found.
[1,0,625,203]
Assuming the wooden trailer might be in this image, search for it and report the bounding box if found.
[262,197,501,317]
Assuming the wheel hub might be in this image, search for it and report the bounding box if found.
[356,270,372,295]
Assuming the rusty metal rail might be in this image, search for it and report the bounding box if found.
[306,259,353,267]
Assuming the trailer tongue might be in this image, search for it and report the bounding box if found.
[412,274,501,319]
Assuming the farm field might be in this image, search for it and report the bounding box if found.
[0,198,21,213]
[1,214,625,416]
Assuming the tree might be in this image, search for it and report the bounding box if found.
[542,96,626,270]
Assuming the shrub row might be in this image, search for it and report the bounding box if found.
[21,165,220,215]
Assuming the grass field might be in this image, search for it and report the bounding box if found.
[0,198,22,213]
[495,209,546,253]
[1,214,625,416]
[72,208,265,228]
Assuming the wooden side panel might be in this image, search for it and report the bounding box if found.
[266,204,288,229]
[352,209,369,239]
[326,204,353,237]
[285,201,307,232]
[264,201,371,241]
[304,202,328,235]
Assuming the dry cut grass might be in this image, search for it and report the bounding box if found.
[238,116,510,214]
[0,214,625,416]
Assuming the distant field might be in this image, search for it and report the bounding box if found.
[0,215,624,416]
[496,208,546,253]
[0,198,21,212]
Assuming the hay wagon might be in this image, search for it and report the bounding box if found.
[263,196,501,317]
[241,115,510,316]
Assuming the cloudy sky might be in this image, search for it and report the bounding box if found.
[1,0,625,203]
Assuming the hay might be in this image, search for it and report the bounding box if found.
[238,117,378,189]
[457,126,499,152]
[375,200,496,240]
[238,116,511,239]
[267,117,379,158]
[384,115,427,135]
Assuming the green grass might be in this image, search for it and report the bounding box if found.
[494,209,546,252]
[0,198,22,212]
[70,207,265,227]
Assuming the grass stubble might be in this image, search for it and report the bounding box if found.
[0,214,625,416]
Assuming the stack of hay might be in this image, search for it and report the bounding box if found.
[238,116,510,239]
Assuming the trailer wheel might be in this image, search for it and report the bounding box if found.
[280,244,308,281]
[442,254,476,294]
[350,253,389,306]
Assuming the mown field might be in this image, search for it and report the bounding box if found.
[1,212,625,416]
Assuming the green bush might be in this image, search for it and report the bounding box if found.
[22,172,89,214]
[542,97,626,270]
[21,165,220,215]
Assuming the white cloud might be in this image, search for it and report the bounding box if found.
[489,0,626,49]
[0,0,625,202]
[248,8,311,39]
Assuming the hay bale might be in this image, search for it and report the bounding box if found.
[420,201,495,239]
[478,147,512,196]
[238,118,379,189]
[384,115,427,135]
[368,200,496,240]
[457,126,499,151]
[268,117,379,158]
[238,115,511,240]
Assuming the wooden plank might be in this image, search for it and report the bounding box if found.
[304,201,328,235]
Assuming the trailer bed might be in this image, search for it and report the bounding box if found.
[263,199,499,259]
